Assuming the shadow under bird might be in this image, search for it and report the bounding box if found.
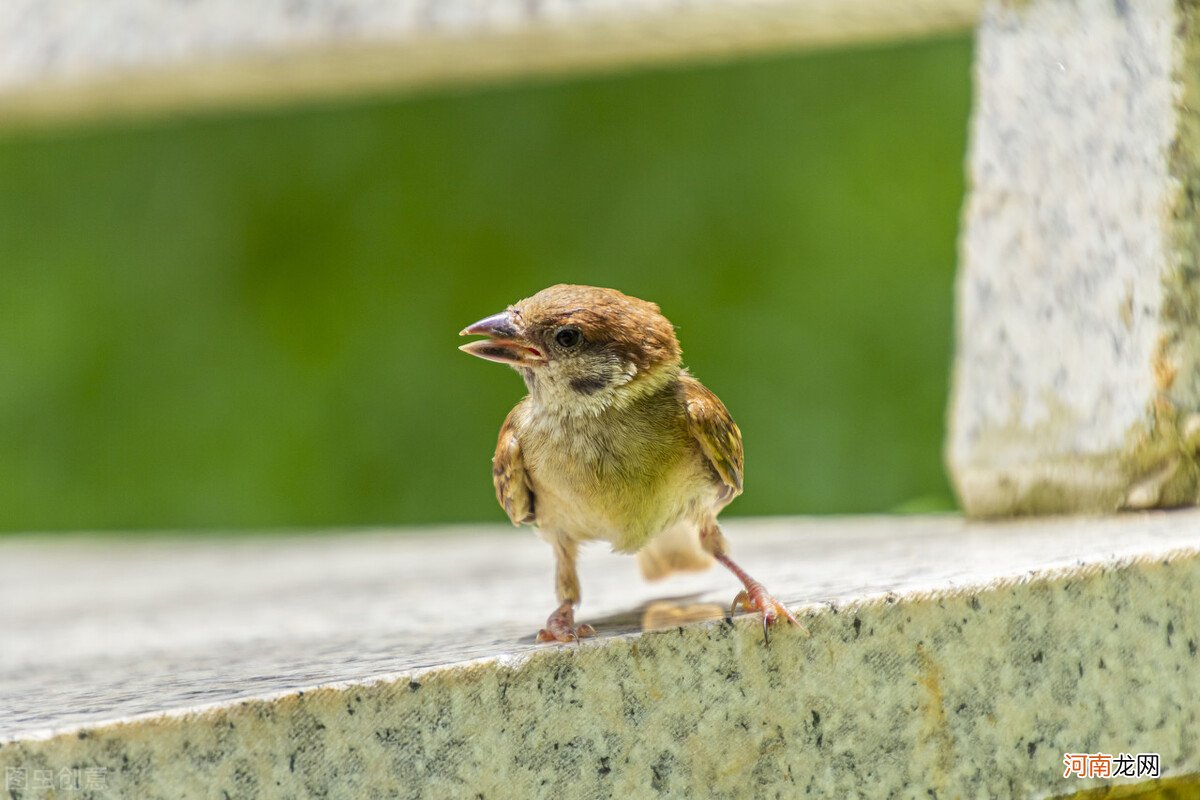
[459,284,800,643]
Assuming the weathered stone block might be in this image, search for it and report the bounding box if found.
[949,0,1200,515]
[3,515,1200,797]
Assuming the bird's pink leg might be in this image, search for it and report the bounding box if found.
[536,538,596,643]
[702,523,803,643]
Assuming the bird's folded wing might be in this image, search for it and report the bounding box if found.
[681,373,744,506]
[493,403,536,526]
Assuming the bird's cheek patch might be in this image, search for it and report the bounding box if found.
[569,375,610,395]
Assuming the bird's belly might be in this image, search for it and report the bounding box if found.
[528,449,707,553]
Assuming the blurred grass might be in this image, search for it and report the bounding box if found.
[0,36,972,533]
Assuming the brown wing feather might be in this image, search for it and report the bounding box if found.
[681,373,743,507]
[493,402,536,526]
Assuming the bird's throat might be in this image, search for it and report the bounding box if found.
[526,362,681,419]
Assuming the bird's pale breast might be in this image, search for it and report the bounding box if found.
[516,394,713,553]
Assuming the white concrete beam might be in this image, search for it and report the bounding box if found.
[0,0,980,126]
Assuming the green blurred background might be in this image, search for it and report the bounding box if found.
[0,36,972,533]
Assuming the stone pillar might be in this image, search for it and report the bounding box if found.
[948,0,1200,515]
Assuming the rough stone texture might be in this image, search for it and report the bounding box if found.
[948,0,1200,516]
[2,512,1200,797]
[0,0,981,127]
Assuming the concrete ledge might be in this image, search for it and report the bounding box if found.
[2,512,1199,797]
[0,0,980,127]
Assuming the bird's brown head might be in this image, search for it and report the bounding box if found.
[459,284,682,409]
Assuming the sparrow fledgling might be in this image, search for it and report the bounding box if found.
[459,284,799,643]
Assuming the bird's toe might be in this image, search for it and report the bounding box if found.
[729,585,806,644]
[535,602,595,644]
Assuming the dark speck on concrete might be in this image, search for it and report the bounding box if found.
[650,751,674,793]
[374,729,404,746]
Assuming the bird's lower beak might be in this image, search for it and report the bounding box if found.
[458,311,546,366]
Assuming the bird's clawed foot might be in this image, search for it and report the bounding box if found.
[729,584,805,644]
[536,601,596,644]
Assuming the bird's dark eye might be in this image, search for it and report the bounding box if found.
[554,327,582,348]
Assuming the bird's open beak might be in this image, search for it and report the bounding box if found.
[458,311,546,366]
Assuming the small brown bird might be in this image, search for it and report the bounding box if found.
[459,285,799,643]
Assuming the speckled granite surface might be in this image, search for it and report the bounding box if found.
[949,0,1200,516]
[2,513,1199,798]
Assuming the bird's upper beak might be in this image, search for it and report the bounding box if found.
[458,311,546,366]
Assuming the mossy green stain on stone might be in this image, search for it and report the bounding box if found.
[1050,773,1200,799]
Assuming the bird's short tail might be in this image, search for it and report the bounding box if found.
[637,522,714,581]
